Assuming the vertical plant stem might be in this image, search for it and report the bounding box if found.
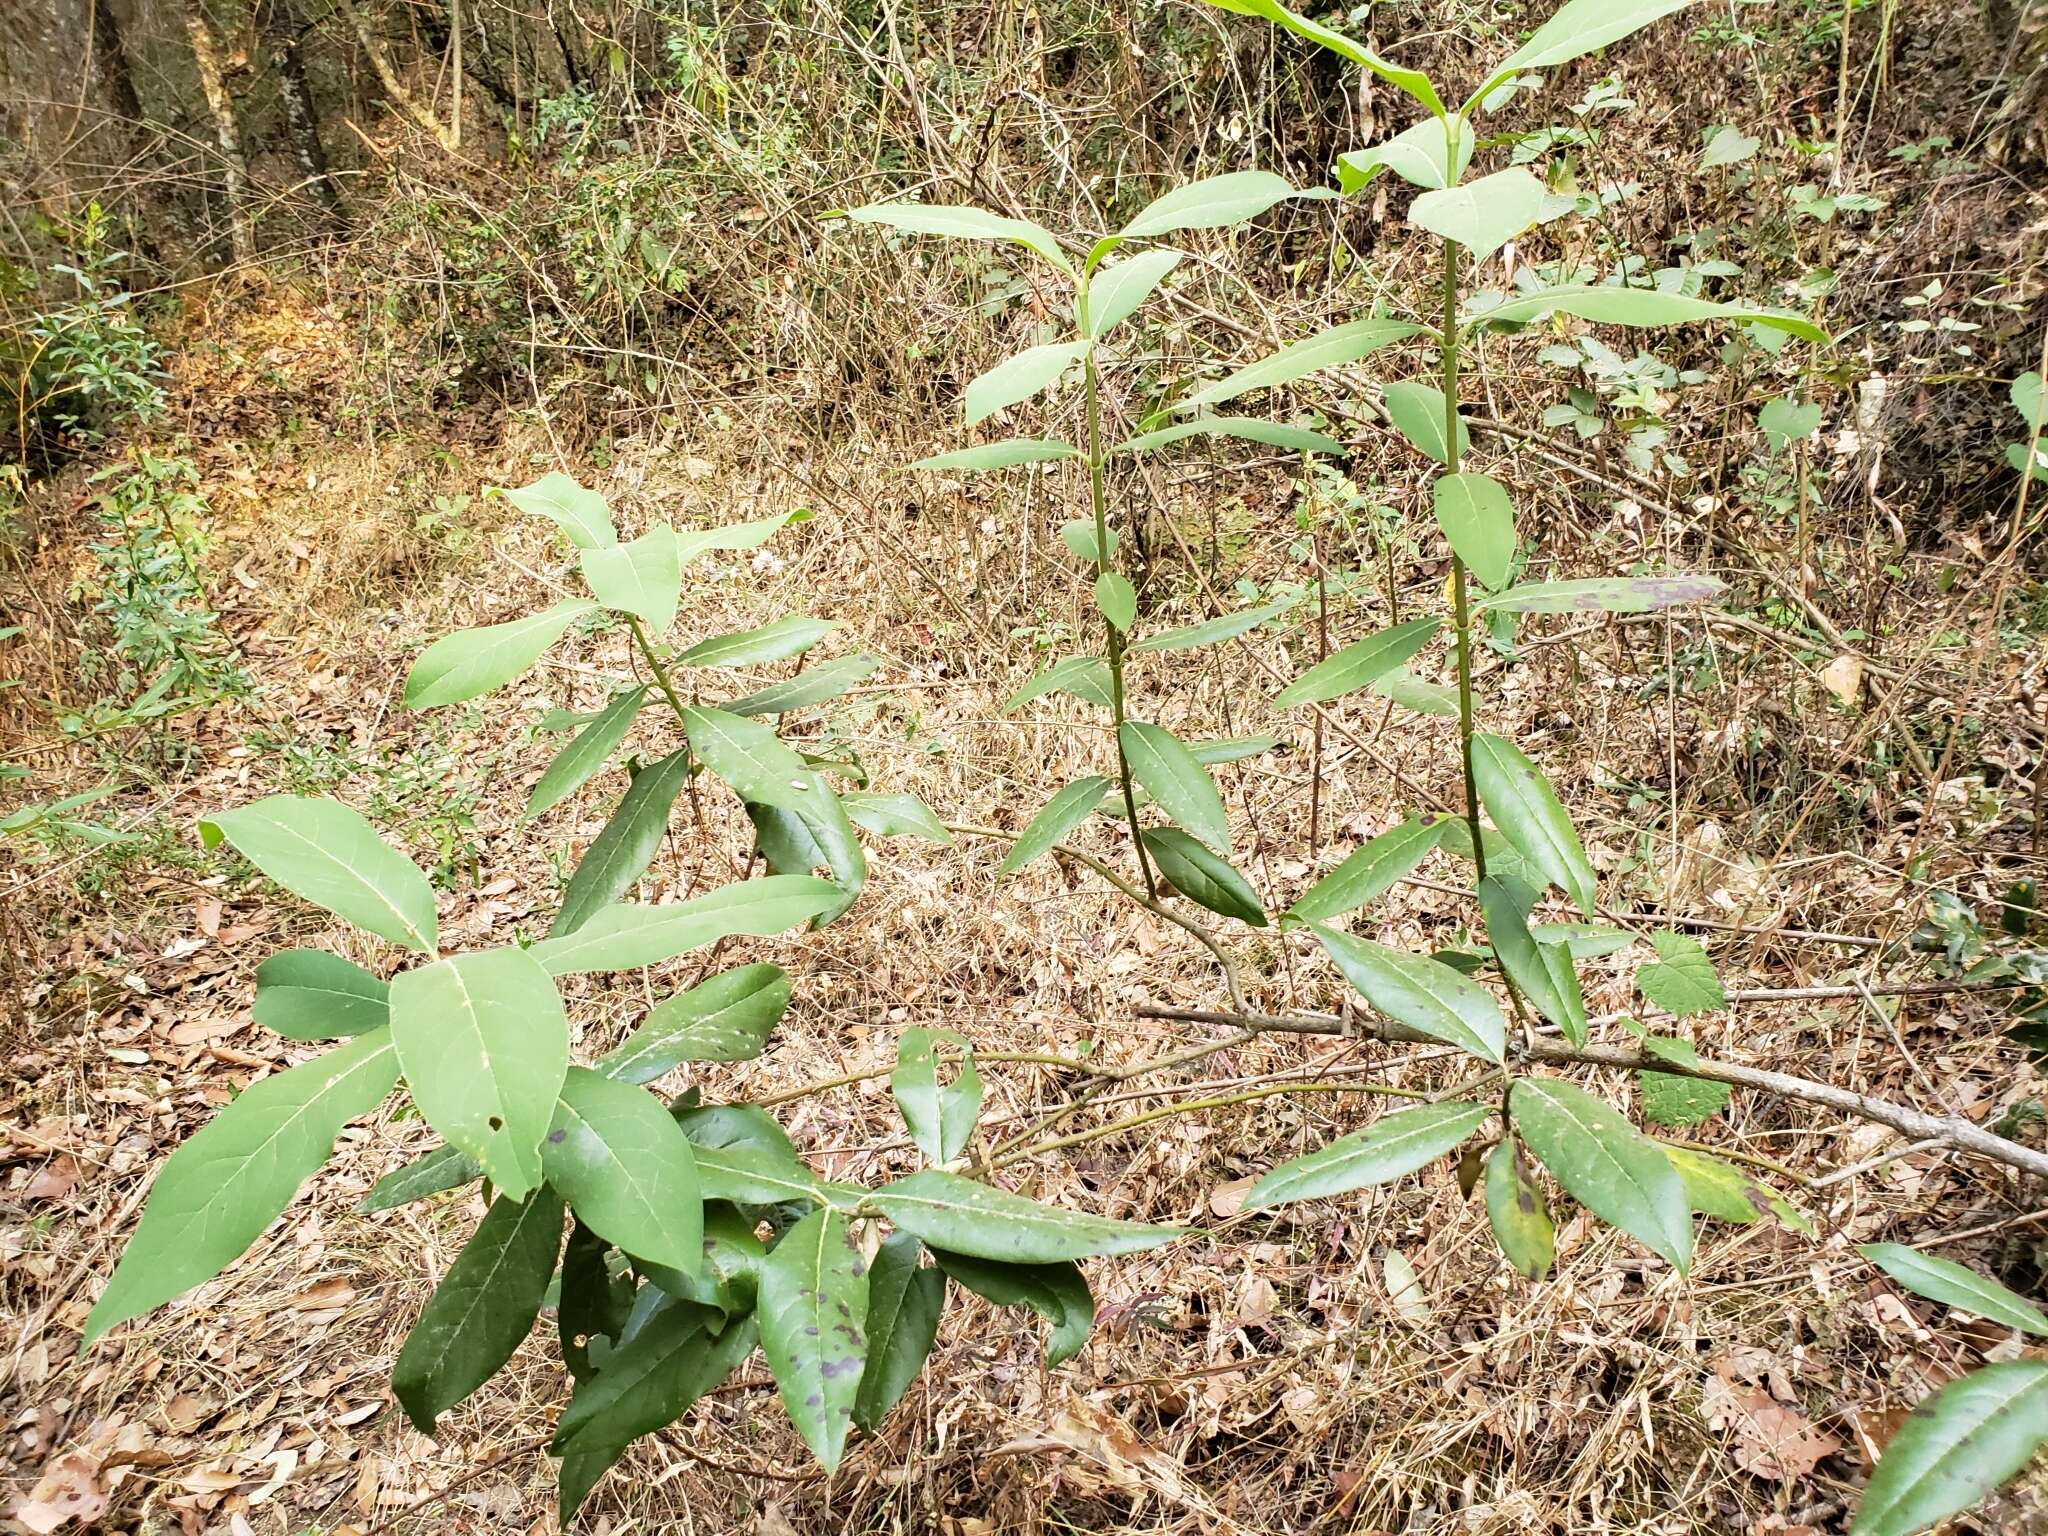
[628,615,705,833]
[1438,235,1486,883]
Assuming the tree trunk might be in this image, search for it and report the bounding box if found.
[89,0,144,122]
[332,0,459,152]
[261,0,346,231]
[181,0,256,266]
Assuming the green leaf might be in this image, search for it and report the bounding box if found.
[1289,816,1444,923]
[1272,617,1442,710]
[1532,921,1636,958]
[525,686,647,819]
[840,202,1073,276]
[1508,1079,1692,1273]
[1336,116,1474,193]
[724,653,882,716]
[1203,0,1444,116]
[579,525,681,632]
[681,705,808,807]
[1373,668,1458,716]
[1471,734,1598,916]
[910,439,1080,472]
[748,789,867,924]
[1085,249,1182,335]
[678,616,842,669]
[552,750,691,937]
[1635,931,1725,1016]
[1409,168,1545,260]
[1129,595,1298,653]
[1311,927,1507,1063]
[1432,472,1516,589]
[1661,1146,1811,1234]
[2011,372,2044,428]
[1247,1102,1491,1209]
[389,946,569,1203]
[1485,1139,1556,1280]
[1191,734,1283,764]
[1699,125,1760,169]
[965,340,1092,428]
[1637,1042,1732,1127]
[1111,417,1345,456]
[1095,571,1138,632]
[557,1218,633,1383]
[999,776,1111,877]
[1475,575,1725,613]
[1759,395,1821,454]
[83,1029,400,1346]
[855,1232,945,1429]
[541,1068,702,1273]
[840,792,954,844]
[357,1142,480,1213]
[1849,1362,2048,1536]
[1177,319,1422,413]
[1473,0,1699,108]
[1382,381,1470,465]
[252,949,387,1040]
[1479,876,1587,1047]
[529,875,843,975]
[200,795,437,952]
[671,511,804,566]
[1858,1245,2048,1335]
[1059,518,1116,563]
[692,1142,829,1208]
[597,964,792,1084]
[871,1170,1183,1262]
[391,1188,564,1432]
[1141,828,1266,926]
[1005,656,1114,712]
[934,1249,1093,1367]
[893,1028,984,1163]
[1120,170,1315,237]
[403,599,599,710]
[1478,284,1827,343]
[1120,721,1228,849]
[757,1207,869,1472]
[501,472,615,549]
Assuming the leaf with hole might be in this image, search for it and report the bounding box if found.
[1471,734,1598,916]
[525,686,647,820]
[1289,816,1444,923]
[758,1207,869,1472]
[999,776,1110,877]
[893,1028,984,1163]
[1141,827,1266,925]
[252,949,388,1040]
[1120,721,1229,850]
[1849,1361,2048,1536]
[1272,617,1441,710]
[1178,319,1422,412]
[1248,1102,1491,1208]
[200,795,438,952]
[552,750,691,937]
[934,1249,1094,1367]
[871,1170,1183,1262]
[1311,927,1507,1063]
[403,599,599,710]
[1508,1078,1691,1273]
[1858,1244,2048,1335]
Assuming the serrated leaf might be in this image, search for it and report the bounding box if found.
[841,202,1073,275]
[389,947,569,1203]
[1432,472,1516,589]
[1247,1102,1491,1208]
[1095,571,1137,631]
[525,686,647,819]
[1410,167,1544,260]
[2011,372,2043,428]
[1382,380,1470,465]
[893,1028,984,1163]
[552,750,691,937]
[1004,655,1114,711]
[677,616,842,668]
[1288,816,1444,923]
[870,1170,1182,1262]
[252,949,387,1040]
[999,776,1111,877]
[201,795,437,952]
[934,1249,1093,1367]
[1311,927,1507,1063]
[392,1188,564,1432]
[1120,169,1312,237]
[83,1029,400,1346]
[839,792,954,844]
[910,438,1080,472]
[1661,1146,1811,1233]
[1120,721,1229,849]
[580,525,681,632]
[1111,417,1345,456]
[1858,1244,2048,1335]
[1508,1078,1691,1273]
[965,340,1092,428]
[1129,595,1299,653]
[854,1232,945,1429]
[1141,828,1266,925]
[356,1142,480,1213]
[1272,617,1441,709]
[1478,284,1827,343]
[1849,1362,2048,1536]
[403,599,599,710]
[528,875,843,975]
[598,964,792,1083]
[1177,318,1422,412]
[758,1207,869,1472]
[1475,575,1725,613]
[723,653,882,716]
[1471,734,1598,916]
[1485,1138,1555,1280]
[1635,931,1725,1016]
[501,472,614,548]
[1085,248,1182,335]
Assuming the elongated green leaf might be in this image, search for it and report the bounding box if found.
[200,795,437,952]
[999,776,1111,877]
[1085,249,1182,335]
[693,1142,829,1208]
[525,686,647,819]
[724,653,882,716]
[580,525,681,632]
[758,1208,868,1472]
[357,1142,481,1213]
[1311,927,1506,1063]
[1533,921,1636,958]
[934,1249,1093,1367]
[502,472,614,548]
[1433,472,1516,589]
[1121,170,1313,237]
[1005,655,1114,711]
[403,599,598,710]
[1486,1139,1555,1280]
[1095,571,1138,631]
[871,1170,1182,1262]
[552,750,691,936]
[1272,617,1441,709]
[1635,931,1726,1016]
[966,340,1092,428]
[1508,1079,1691,1273]
[910,439,1080,472]
[672,511,804,566]
[1203,0,1443,115]
[529,875,843,975]
[840,792,954,844]
[252,949,387,1040]
[1120,721,1228,850]
[1410,168,1544,260]
[1383,380,1470,465]
[1130,595,1298,653]
[1141,827,1267,925]
[1179,319,1422,413]
[854,1232,945,1430]
[677,616,841,669]
[674,1103,798,1160]
[681,705,808,808]
[1471,734,1597,916]
[893,1028,984,1163]
[1289,816,1444,923]
[1850,1362,2048,1536]
[1859,1245,2048,1335]
[841,202,1073,275]
[1661,1146,1811,1233]
[1336,116,1474,193]
[389,947,569,1203]
[1472,0,1700,110]
[748,788,867,923]
[1112,417,1344,456]
[1475,575,1725,613]
[1247,1102,1490,1209]
[598,964,792,1084]
[1478,876,1587,1046]
[558,1217,633,1383]
[1478,284,1828,343]
[541,1068,702,1273]
[83,1029,400,1345]
[1374,668,1459,717]
[391,1187,564,1432]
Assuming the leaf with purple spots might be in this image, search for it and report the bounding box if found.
[758,1207,869,1471]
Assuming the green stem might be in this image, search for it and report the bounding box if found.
[628,614,705,830]
[1439,235,1487,883]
